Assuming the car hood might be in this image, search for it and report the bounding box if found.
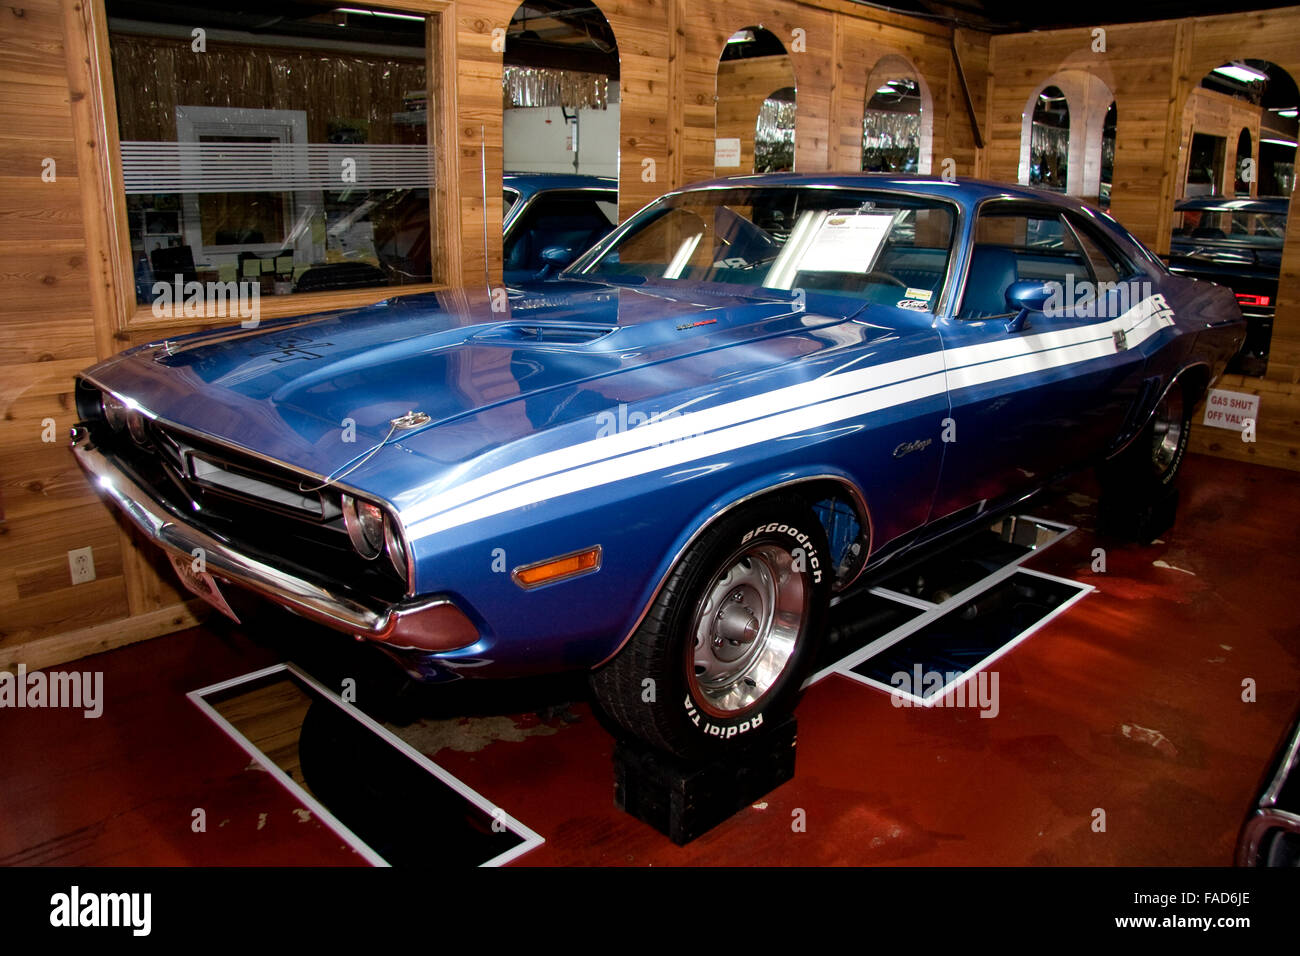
[82,280,911,486]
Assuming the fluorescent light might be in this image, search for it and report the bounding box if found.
[1212,63,1268,84]
[1261,137,1298,148]
[335,7,424,21]
[727,29,755,44]
[1277,108,1298,118]
[876,85,895,94]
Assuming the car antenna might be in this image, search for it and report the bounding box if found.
[481,125,492,299]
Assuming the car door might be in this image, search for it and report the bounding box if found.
[930,200,1150,521]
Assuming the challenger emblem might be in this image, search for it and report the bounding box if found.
[893,438,933,459]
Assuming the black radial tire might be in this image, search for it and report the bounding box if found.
[590,496,832,759]
[1099,379,1192,539]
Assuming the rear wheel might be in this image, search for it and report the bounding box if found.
[1099,381,1191,540]
[591,496,831,759]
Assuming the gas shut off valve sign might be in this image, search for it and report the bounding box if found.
[1202,388,1260,430]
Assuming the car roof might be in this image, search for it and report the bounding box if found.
[1173,195,1289,213]
[503,173,619,200]
[671,172,1091,209]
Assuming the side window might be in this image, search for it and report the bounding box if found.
[959,206,1093,319]
[1065,214,1140,283]
[504,191,619,273]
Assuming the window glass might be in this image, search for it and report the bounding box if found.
[960,207,1094,319]
[503,192,618,275]
[1066,215,1137,283]
[108,1,434,310]
[574,187,955,307]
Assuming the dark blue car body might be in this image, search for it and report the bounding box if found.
[72,174,1245,686]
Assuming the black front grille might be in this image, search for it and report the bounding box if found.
[78,381,407,603]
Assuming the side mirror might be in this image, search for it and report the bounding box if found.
[1004,279,1054,333]
[537,245,576,279]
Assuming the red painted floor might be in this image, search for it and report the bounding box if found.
[2,452,1297,866]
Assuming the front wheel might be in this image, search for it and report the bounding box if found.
[591,496,831,759]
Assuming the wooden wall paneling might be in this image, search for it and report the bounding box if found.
[715,55,797,176]
[0,0,143,668]
[831,16,957,176]
[679,1,835,185]
[600,0,672,221]
[454,0,507,290]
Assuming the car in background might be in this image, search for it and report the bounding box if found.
[72,174,1244,759]
[503,173,619,286]
[1238,707,1300,866]
[1167,196,1288,377]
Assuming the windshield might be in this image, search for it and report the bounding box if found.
[569,186,956,307]
[1173,205,1288,246]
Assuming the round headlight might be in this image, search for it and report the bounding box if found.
[384,517,409,586]
[101,394,129,431]
[342,494,385,559]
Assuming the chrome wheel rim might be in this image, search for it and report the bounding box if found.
[1151,389,1185,475]
[688,543,807,717]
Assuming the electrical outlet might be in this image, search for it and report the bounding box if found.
[68,546,95,585]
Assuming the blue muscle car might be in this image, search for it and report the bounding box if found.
[72,174,1245,758]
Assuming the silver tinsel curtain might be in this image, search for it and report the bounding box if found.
[755,97,796,173]
[503,66,608,109]
[1029,122,1069,191]
[862,110,919,172]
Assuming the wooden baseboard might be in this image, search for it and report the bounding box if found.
[0,601,209,674]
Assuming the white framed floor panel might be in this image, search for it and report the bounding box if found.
[834,567,1094,706]
[189,662,545,867]
[805,516,1079,688]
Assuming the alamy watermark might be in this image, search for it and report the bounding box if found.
[595,403,699,445]
[889,665,1000,718]
[0,664,102,718]
[151,273,261,328]
[1043,275,1155,320]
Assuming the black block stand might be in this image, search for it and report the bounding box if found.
[613,716,797,845]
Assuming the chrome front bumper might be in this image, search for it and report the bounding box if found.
[70,427,477,651]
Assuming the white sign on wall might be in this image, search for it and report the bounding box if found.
[714,137,742,167]
[1202,388,1260,430]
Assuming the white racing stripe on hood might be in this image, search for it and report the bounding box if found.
[404,296,1176,539]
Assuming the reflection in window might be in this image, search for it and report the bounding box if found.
[756,88,796,173]
[1100,102,1116,210]
[108,1,435,308]
[1029,86,1069,192]
[1237,128,1254,195]
[863,77,921,173]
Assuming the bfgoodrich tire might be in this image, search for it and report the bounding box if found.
[591,496,831,759]
[1099,380,1192,541]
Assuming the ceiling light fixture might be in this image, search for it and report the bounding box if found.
[334,7,425,22]
[1212,62,1269,84]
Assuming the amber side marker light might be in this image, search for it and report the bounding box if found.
[512,546,602,590]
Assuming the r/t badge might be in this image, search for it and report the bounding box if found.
[1112,329,1128,351]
